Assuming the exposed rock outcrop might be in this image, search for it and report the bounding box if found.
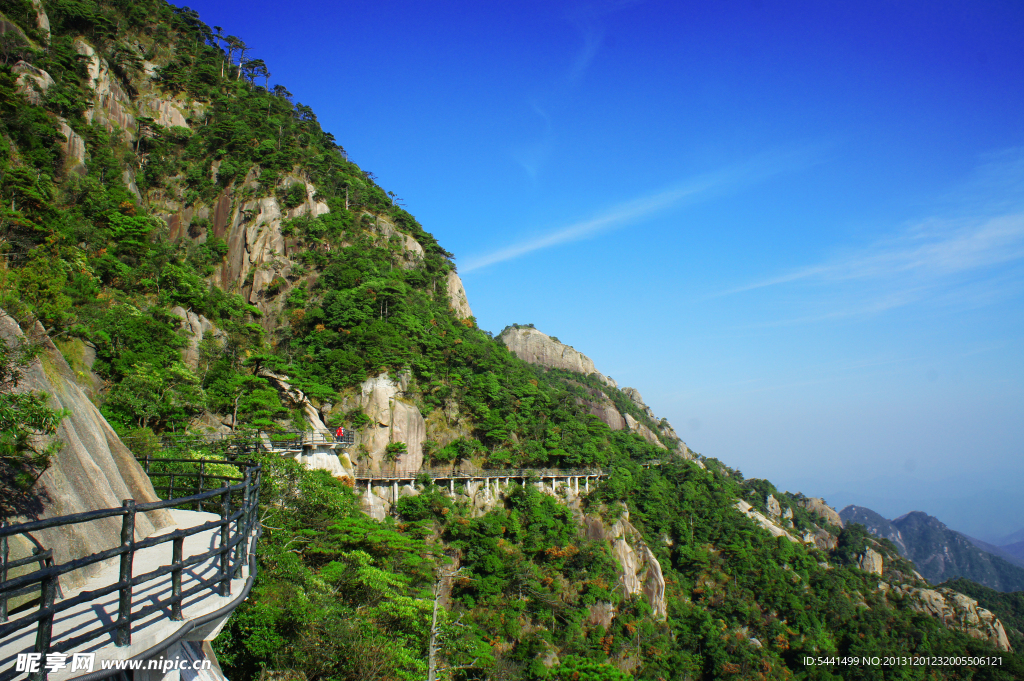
[74,38,135,134]
[12,60,53,105]
[30,0,50,43]
[58,119,87,173]
[799,497,843,528]
[858,548,884,575]
[623,413,667,450]
[167,306,221,370]
[575,385,625,431]
[621,387,656,421]
[447,270,472,319]
[369,214,424,268]
[257,369,355,482]
[0,312,173,592]
[350,373,425,472]
[891,585,1012,651]
[498,327,616,388]
[585,510,667,619]
[144,97,191,129]
[735,500,799,543]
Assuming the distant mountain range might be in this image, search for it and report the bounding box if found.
[840,506,1024,592]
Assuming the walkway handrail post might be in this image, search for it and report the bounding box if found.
[197,461,206,512]
[1,521,7,622]
[218,488,231,597]
[115,499,136,647]
[234,474,251,579]
[171,536,183,621]
[29,575,56,681]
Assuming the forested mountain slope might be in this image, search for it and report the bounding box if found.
[1,1,1022,679]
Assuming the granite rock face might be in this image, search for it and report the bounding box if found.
[74,38,135,134]
[0,312,173,592]
[623,413,667,450]
[799,497,844,528]
[586,510,667,620]
[498,327,615,388]
[168,306,221,370]
[446,271,473,319]
[735,500,799,543]
[12,60,54,105]
[58,119,87,173]
[257,369,355,482]
[892,585,1012,651]
[858,548,884,575]
[352,373,425,472]
[575,385,626,431]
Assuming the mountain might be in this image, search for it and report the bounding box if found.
[999,527,1024,547]
[963,534,1024,570]
[839,505,908,555]
[842,506,1024,592]
[1002,540,1024,562]
[1,1,1022,679]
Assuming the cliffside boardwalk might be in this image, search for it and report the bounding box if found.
[0,460,262,681]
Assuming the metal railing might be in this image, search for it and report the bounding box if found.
[123,429,356,456]
[353,467,607,481]
[0,459,261,681]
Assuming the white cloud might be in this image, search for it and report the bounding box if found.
[464,147,821,273]
[721,150,1024,320]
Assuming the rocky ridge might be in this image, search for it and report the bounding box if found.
[880,583,1013,651]
[498,326,692,456]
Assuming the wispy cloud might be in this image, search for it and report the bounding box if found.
[728,213,1024,295]
[463,147,821,273]
[511,103,554,180]
[720,150,1024,322]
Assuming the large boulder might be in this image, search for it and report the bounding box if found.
[858,548,884,575]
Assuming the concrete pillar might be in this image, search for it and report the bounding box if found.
[586,477,590,492]
[450,478,454,494]
[393,480,398,504]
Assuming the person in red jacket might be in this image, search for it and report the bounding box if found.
[335,426,345,441]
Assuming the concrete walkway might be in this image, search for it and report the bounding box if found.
[1,510,253,681]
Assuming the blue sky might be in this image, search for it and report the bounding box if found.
[180,0,1024,541]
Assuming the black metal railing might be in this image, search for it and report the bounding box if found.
[0,459,261,681]
[261,430,355,449]
[353,467,607,481]
[123,429,356,457]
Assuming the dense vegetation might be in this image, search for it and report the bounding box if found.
[1,1,1022,679]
